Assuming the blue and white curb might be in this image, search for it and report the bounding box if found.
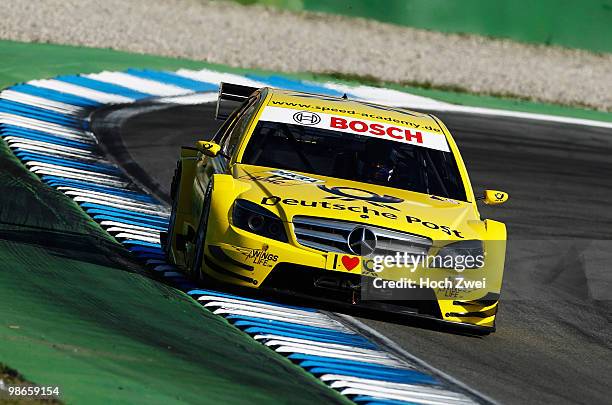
[0,67,488,405]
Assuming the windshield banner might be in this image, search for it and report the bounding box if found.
[258,106,450,152]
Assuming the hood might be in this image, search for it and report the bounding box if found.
[233,164,483,241]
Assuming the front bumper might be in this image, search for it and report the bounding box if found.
[203,227,500,331]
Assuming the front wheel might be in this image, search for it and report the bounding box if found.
[191,181,212,282]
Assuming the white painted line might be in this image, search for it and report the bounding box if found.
[99,221,163,233]
[25,162,120,179]
[65,191,163,208]
[207,305,339,324]
[6,139,98,155]
[58,187,145,200]
[335,313,498,404]
[28,79,134,104]
[320,374,443,392]
[57,185,141,196]
[1,90,85,115]
[9,145,105,163]
[71,196,170,216]
[202,301,332,321]
[338,387,471,405]
[198,296,322,318]
[212,308,344,329]
[85,71,193,97]
[323,82,451,109]
[7,141,95,157]
[102,222,165,233]
[64,190,163,210]
[155,92,218,105]
[421,103,612,130]
[0,113,93,140]
[29,168,129,187]
[175,68,267,88]
[323,81,612,130]
[273,346,404,367]
[329,380,473,403]
[266,341,395,360]
[114,233,161,244]
[106,227,160,238]
[4,136,93,152]
[254,334,399,357]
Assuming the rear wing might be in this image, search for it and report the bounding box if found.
[215,82,259,120]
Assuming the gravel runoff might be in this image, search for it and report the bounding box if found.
[1,0,611,111]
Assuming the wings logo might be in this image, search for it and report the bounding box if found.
[233,246,279,267]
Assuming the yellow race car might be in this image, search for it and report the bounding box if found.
[164,83,508,333]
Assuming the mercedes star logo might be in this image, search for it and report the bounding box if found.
[292,111,321,125]
[347,226,377,256]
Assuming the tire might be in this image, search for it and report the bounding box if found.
[191,181,213,282]
[164,162,181,258]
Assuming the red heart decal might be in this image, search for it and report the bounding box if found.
[341,256,359,271]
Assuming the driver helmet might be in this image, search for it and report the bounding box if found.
[359,139,394,183]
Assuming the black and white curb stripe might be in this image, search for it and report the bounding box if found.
[0,68,489,405]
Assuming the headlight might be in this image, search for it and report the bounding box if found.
[232,199,288,242]
[430,240,484,270]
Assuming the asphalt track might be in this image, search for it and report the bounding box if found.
[92,101,612,405]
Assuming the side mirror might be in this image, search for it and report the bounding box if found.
[196,141,221,157]
[482,190,509,205]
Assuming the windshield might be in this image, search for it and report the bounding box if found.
[241,120,467,201]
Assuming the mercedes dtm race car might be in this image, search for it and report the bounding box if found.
[164,83,508,333]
